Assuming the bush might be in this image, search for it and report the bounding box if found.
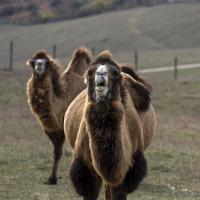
[51,0,62,7]
[80,0,112,16]
[71,0,86,9]
[0,6,16,17]
[38,10,55,22]
[26,3,38,12]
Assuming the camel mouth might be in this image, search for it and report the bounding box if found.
[35,67,45,75]
[95,85,108,92]
[95,85,108,101]
[96,81,106,87]
[95,86,107,92]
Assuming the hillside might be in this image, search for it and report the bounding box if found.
[0,0,195,24]
[1,3,200,70]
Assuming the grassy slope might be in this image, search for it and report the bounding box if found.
[139,4,200,49]
[0,68,199,200]
[0,3,200,200]
[1,3,200,69]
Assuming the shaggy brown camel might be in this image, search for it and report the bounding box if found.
[26,47,92,184]
[64,51,156,199]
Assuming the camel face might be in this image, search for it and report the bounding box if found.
[34,59,48,75]
[88,62,121,102]
[27,51,52,77]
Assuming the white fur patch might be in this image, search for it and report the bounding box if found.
[96,64,108,74]
[95,64,108,99]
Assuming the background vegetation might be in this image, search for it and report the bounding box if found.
[0,0,200,24]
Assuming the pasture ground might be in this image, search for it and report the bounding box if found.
[0,66,199,200]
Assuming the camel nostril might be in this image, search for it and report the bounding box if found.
[97,82,105,87]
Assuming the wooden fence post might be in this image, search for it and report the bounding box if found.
[134,51,138,72]
[92,47,95,56]
[9,40,13,71]
[174,57,178,80]
[53,44,56,58]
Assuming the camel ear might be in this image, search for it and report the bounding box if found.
[84,76,88,85]
[66,47,92,76]
[26,58,34,68]
[120,73,125,85]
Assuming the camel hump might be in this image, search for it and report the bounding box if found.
[32,50,49,59]
[66,47,92,76]
[122,73,151,112]
[72,47,92,65]
[95,50,113,61]
[91,50,119,68]
[121,66,152,92]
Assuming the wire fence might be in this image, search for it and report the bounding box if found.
[1,40,196,81]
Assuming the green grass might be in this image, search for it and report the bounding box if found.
[0,67,200,199]
[1,3,200,70]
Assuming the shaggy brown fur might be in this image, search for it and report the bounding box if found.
[120,65,152,92]
[26,47,92,184]
[64,51,156,199]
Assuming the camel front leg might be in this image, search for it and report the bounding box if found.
[69,158,102,200]
[111,185,127,200]
[45,130,65,185]
[105,184,111,200]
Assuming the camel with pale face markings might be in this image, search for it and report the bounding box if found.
[64,51,156,199]
[26,47,92,184]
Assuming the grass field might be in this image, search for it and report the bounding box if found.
[0,3,200,200]
[0,67,200,200]
[1,3,200,70]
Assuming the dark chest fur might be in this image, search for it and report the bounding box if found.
[88,102,122,132]
[29,72,63,113]
[30,81,51,115]
[86,102,124,181]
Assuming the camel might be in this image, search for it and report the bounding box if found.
[64,51,156,199]
[26,47,92,184]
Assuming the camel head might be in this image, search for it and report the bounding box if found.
[26,51,58,77]
[86,51,123,103]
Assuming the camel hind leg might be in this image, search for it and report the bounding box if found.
[45,130,65,185]
[69,158,102,200]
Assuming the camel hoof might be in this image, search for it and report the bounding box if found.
[44,176,57,185]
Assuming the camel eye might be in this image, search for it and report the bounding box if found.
[88,70,93,77]
[87,69,94,80]
[103,73,108,77]
[30,60,35,67]
[46,60,50,68]
[112,69,120,79]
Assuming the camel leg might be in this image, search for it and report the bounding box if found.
[111,152,147,199]
[105,184,112,200]
[69,158,102,200]
[45,130,65,185]
[111,185,127,200]
[123,151,147,193]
